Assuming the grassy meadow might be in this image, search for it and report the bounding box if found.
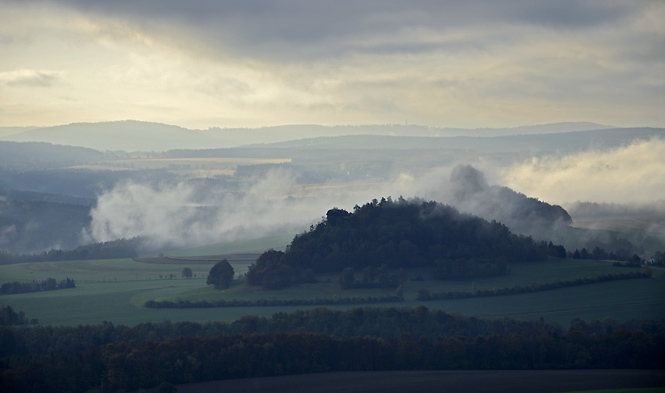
[1,241,664,327]
[159,232,294,257]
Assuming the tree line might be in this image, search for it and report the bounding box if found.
[144,294,403,309]
[166,264,650,309]
[1,306,663,392]
[417,271,651,301]
[1,277,75,295]
[569,246,665,265]
[0,237,142,265]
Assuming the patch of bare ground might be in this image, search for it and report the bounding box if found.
[134,252,261,265]
[165,370,665,393]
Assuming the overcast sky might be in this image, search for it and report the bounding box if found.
[1,0,663,129]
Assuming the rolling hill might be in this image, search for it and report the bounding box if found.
[254,127,665,154]
[2,120,231,152]
[1,120,620,152]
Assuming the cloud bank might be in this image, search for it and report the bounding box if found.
[500,137,665,205]
[84,160,583,251]
[83,171,396,250]
[1,1,663,128]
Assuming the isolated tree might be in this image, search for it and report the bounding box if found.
[157,381,178,393]
[181,267,193,278]
[207,259,234,290]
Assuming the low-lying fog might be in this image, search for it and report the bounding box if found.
[83,137,665,253]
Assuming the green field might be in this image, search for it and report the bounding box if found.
[1,248,664,326]
[156,232,295,257]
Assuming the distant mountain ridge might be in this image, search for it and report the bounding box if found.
[0,120,618,152]
[0,141,114,170]
[256,127,665,154]
[201,121,614,144]
[0,126,39,137]
[2,120,228,152]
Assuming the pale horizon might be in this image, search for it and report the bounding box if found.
[0,119,625,131]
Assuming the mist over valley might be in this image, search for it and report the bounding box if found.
[3,2,665,391]
[2,122,663,312]
[2,123,664,391]
[1,121,663,257]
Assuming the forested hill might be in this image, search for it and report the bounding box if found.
[0,141,113,170]
[248,198,566,289]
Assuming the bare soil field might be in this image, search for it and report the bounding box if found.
[134,252,262,265]
[167,370,665,393]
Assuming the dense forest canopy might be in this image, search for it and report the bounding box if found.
[248,198,565,288]
[1,305,663,392]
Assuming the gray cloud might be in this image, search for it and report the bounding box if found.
[2,0,661,128]
[0,69,63,87]
[5,0,647,62]
[510,0,635,29]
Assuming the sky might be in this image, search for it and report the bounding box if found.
[0,0,663,129]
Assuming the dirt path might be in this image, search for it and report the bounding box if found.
[169,369,665,393]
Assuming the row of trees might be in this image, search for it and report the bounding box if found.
[0,237,142,265]
[144,294,403,309]
[1,277,75,295]
[1,306,663,392]
[417,271,651,301]
[6,306,662,354]
[568,246,661,264]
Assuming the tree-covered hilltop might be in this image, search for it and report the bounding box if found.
[248,197,566,289]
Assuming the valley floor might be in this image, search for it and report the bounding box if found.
[1,258,664,326]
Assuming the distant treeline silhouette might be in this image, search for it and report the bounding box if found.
[417,271,651,301]
[144,294,404,309]
[1,306,663,392]
[0,237,141,264]
[1,277,75,295]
